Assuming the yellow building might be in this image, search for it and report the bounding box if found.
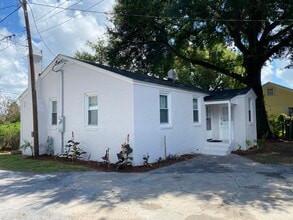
[262,82,293,117]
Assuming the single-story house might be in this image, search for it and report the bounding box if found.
[20,53,257,165]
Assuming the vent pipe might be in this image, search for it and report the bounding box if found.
[167,69,176,82]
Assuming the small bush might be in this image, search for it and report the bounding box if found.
[269,114,288,138]
[0,122,20,151]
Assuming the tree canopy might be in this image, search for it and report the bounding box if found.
[77,0,293,137]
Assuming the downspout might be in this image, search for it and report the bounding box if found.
[228,101,232,144]
[61,69,64,153]
[52,58,67,153]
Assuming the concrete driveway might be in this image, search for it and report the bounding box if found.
[0,154,292,220]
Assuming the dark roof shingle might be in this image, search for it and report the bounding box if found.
[79,59,208,94]
[204,88,251,101]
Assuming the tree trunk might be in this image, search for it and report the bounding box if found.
[245,62,272,139]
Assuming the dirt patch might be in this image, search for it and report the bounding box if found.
[232,140,293,164]
[31,154,198,173]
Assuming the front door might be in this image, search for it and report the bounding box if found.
[220,105,229,140]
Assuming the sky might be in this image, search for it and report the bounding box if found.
[0,0,292,99]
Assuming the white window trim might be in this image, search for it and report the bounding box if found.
[49,98,57,129]
[85,92,98,129]
[193,97,201,126]
[160,92,172,129]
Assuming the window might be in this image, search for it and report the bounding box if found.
[266,88,274,96]
[160,94,169,123]
[206,106,211,130]
[289,107,293,116]
[51,100,57,126]
[248,98,252,122]
[87,95,98,126]
[193,98,199,123]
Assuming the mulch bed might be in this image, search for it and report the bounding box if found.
[232,139,293,156]
[33,154,198,173]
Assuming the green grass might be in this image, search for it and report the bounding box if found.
[0,154,91,172]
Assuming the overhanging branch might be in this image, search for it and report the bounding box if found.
[164,43,246,84]
[266,34,293,59]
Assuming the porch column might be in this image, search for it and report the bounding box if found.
[228,101,232,144]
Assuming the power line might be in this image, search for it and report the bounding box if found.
[29,2,293,22]
[35,0,70,22]
[0,4,18,10]
[37,0,105,34]
[0,34,15,42]
[28,3,56,57]
[0,35,27,52]
[0,5,21,24]
[36,0,84,24]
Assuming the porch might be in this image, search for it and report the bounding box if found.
[202,100,236,156]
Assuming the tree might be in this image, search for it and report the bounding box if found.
[105,0,292,137]
[75,39,108,64]
[174,44,245,90]
[0,97,20,124]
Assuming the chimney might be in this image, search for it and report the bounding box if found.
[28,50,42,90]
[167,69,176,82]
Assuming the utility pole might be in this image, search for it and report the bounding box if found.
[22,0,39,157]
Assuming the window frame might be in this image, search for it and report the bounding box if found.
[206,106,212,131]
[193,97,200,124]
[85,93,98,127]
[266,88,274,96]
[159,92,171,127]
[50,99,57,127]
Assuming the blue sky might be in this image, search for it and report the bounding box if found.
[0,0,292,99]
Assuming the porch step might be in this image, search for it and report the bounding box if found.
[201,143,231,156]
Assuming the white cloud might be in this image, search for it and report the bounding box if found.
[275,58,293,88]
[261,58,293,89]
[26,0,114,61]
[261,60,274,84]
[0,29,28,98]
[0,0,114,99]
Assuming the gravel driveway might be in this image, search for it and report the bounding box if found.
[0,154,292,220]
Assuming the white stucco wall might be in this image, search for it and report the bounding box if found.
[40,61,135,162]
[231,90,257,150]
[20,81,47,155]
[20,54,257,163]
[133,82,207,164]
[20,91,33,155]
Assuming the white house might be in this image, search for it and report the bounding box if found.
[20,53,257,165]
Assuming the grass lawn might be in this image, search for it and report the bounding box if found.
[240,140,293,164]
[0,154,91,172]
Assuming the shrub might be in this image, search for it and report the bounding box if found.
[269,114,288,138]
[0,122,20,151]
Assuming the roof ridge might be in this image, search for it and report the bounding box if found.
[263,81,293,91]
[76,58,209,94]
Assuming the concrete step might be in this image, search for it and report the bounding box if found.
[201,144,231,156]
